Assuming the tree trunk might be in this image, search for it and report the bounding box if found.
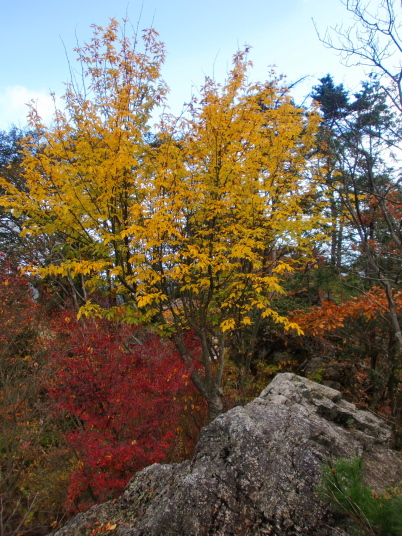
[207,390,224,422]
[189,370,224,422]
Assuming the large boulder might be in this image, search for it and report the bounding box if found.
[53,373,402,536]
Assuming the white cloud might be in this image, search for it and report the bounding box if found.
[0,86,57,131]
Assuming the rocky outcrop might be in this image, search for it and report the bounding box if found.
[53,373,402,536]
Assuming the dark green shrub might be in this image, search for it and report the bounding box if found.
[318,457,402,535]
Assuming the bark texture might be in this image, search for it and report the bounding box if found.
[52,373,402,536]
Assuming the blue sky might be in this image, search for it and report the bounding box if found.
[0,0,368,130]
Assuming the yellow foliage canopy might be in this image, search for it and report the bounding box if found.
[0,20,327,416]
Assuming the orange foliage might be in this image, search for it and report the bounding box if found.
[291,287,402,337]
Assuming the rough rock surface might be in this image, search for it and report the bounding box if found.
[53,373,402,536]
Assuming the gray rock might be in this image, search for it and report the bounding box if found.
[52,373,402,536]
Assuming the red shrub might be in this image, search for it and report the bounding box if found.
[47,314,196,507]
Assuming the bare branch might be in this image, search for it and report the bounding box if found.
[316,0,402,111]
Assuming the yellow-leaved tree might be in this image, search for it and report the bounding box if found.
[0,20,326,419]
